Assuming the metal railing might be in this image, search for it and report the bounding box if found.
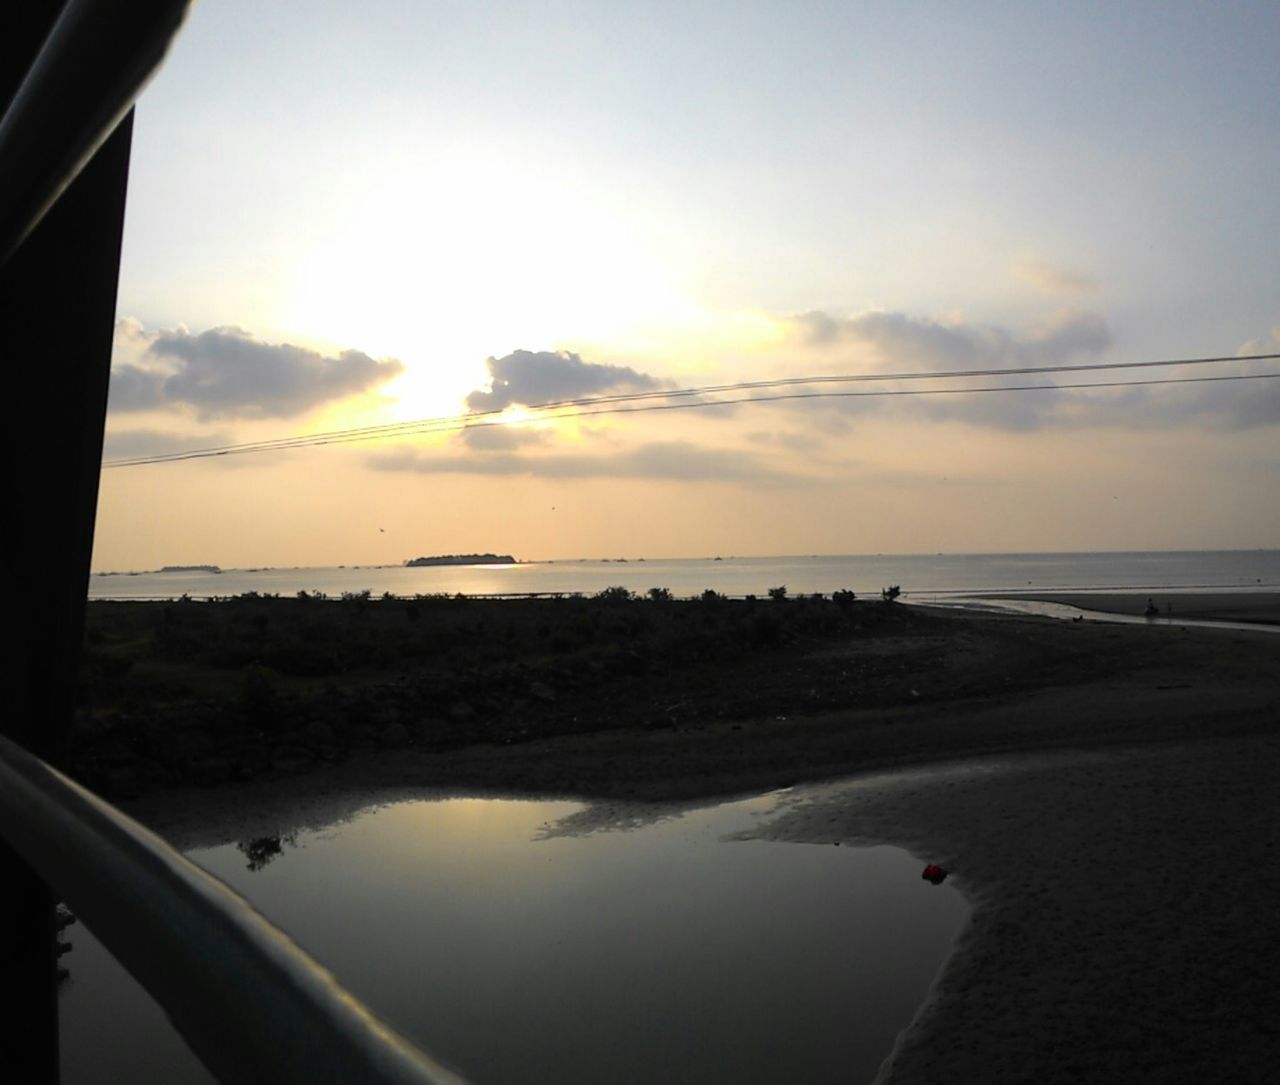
[0,3,474,1081]
[0,735,465,1085]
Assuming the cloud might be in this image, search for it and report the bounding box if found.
[777,308,1121,431]
[792,310,842,346]
[101,428,236,461]
[784,310,1280,431]
[109,324,404,419]
[107,364,168,412]
[1014,257,1097,295]
[465,349,667,412]
[795,308,1113,372]
[458,424,548,451]
[745,429,824,452]
[369,440,794,483]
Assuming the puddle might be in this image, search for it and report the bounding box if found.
[58,791,967,1084]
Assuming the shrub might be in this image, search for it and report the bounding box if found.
[833,589,857,608]
[596,585,635,602]
[748,611,782,645]
[647,587,673,602]
[767,585,788,602]
[881,585,902,603]
[700,588,725,603]
[238,663,281,723]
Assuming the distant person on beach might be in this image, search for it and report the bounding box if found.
[1144,597,1159,618]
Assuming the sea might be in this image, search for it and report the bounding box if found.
[89,549,1280,603]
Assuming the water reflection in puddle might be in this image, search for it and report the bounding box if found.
[59,792,967,1084]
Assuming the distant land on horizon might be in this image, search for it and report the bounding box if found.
[404,553,517,567]
[96,564,223,576]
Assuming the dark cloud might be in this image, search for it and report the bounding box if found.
[107,365,168,412]
[465,349,666,412]
[109,326,403,419]
[369,440,793,483]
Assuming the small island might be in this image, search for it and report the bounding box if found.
[404,553,516,567]
[159,565,222,574]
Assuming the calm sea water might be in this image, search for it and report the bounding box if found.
[89,549,1280,601]
[59,791,967,1085]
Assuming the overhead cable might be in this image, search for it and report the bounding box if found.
[102,352,1280,468]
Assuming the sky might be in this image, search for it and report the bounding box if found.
[94,0,1280,569]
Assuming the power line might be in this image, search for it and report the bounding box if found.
[108,350,1280,462]
[102,352,1280,468]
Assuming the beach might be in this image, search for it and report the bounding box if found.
[117,595,1280,1083]
[752,739,1280,1083]
[979,589,1280,625]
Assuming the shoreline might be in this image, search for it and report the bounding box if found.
[746,735,1280,1084]
[961,589,1280,625]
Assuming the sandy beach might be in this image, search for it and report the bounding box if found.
[751,739,1280,1083]
[119,596,1280,1083]
[972,589,1280,624]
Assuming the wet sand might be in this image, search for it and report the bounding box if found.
[970,589,1280,624]
[749,739,1280,1084]
[122,607,1280,1083]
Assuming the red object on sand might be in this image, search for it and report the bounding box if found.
[922,864,947,885]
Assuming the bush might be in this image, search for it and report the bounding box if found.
[646,587,673,602]
[832,589,857,608]
[700,589,725,603]
[748,611,782,645]
[238,663,281,723]
[881,585,902,603]
[767,585,788,602]
[596,585,635,602]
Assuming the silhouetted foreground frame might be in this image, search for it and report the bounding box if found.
[0,735,468,1085]
[0,0,192,264]
[0,3,469,1081]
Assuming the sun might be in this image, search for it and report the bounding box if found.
[276,149,687,405]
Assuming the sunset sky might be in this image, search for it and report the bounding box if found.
[95,1,1280,569]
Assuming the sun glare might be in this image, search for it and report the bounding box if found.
[278,152,685,388]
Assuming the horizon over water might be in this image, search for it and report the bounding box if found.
[89,549,1280,602]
